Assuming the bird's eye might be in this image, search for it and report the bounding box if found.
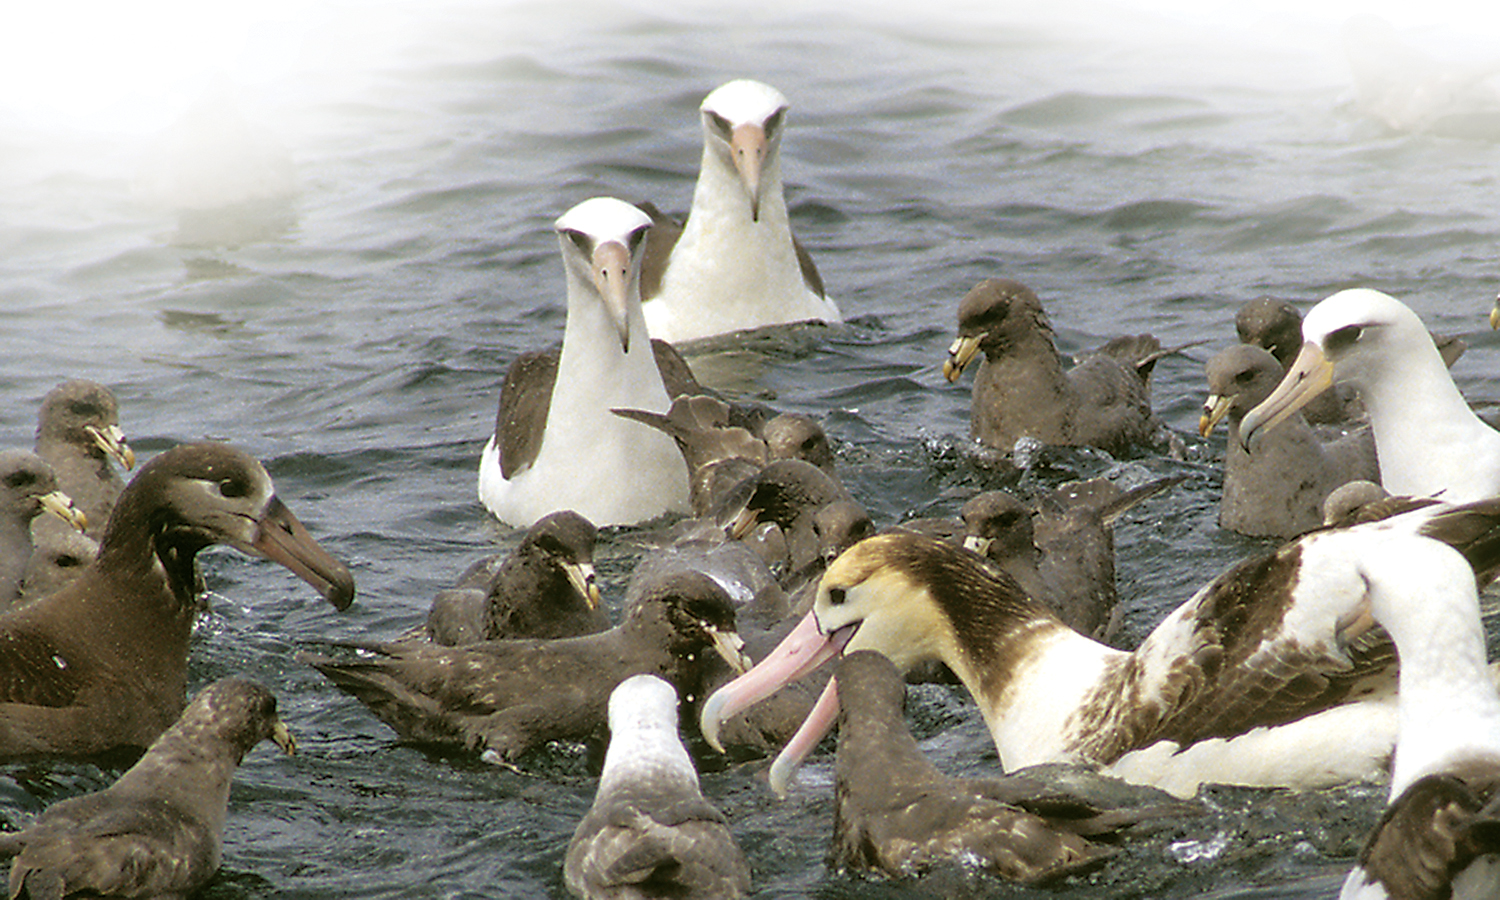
[560,229,591,254]
[625,225,649,256]
[1325,325,1364,353]
[4,471,35,489]
[827,587,846,606]
[764,108,785,138]
[218,477,248,498]
[1234,369,1256,384]
[705,110,733,137]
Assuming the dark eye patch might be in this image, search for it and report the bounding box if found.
[560,229,592,255]
[705,110,733,137]
[4,471,36,490]
[827,587,846,606]
[1325,324,1364,354]
[763,107,785,137]
[218,476,249,498]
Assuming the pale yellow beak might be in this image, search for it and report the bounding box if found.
[567,561,602,611]
[39,490,87,533]
[1199,393,1235,438]
[1238,341,1334,450]
[85,423,135,470]
[944,334,984,383]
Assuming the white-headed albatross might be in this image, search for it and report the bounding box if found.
[1240,288,1500,504]
[700,498,1500,799]
[478,198,690,528]
[1337,535,1500,900]
[638,79,839,344]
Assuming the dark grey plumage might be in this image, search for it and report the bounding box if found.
[0,451,86,608]
[425,510,606,646]
[830,651,1176,881]
[0,443,354,758]
[301,570,748,761]
[714,459,862,593]
[564,674,750,900]
[943,279,1169,457]
[1201,344,1380,539]
[32,380,135,540]
[18,528,97,604]
[0,678,294,900]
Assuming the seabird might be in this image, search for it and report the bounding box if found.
[712,459,864,594]
[424,509,606,646]
[1201,344,1380,539]
[1241,289,1500,504]
[1334,536,1500,900]
[0,442,354,758]
[828,650,1188,881]
[32,379,135,539]
[564,674,751,900]
[942,279,1168,457]
[0,678,295,898]
[701,498,1500,799]
[19,528,98,603]
[638,79,839,343]
[478,197,691,528]
[300,569,749,762]
[0,451,86,607]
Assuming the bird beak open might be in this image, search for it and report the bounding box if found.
[249,496,356,611]
[730,123,767,222]
[270,719,297,755]
[943,334,983,383]
[1238,341,1334,451]
[591,240,633,352]
[85,423,135,471]
[1198,394,1234,437]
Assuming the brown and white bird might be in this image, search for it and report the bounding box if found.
[0,442,354,758]
[0,678,296,899]
[638,79,839,343]
[564,674,750,899]
[702,497,1500,799]
[478,197,691,528]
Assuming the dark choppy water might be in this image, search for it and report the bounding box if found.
[3,1,1500,896]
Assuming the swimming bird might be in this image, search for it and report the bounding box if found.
[300,569,749,761]
[424,510,606,646]
[1241,289,1500,504]
[1333,535,1500,900]
[713,459,864,594]
[1201,344,1380,539]
[828,650,1183,882]
[701,498,1500,799]
[1235,297,1361,425]
[0,450,86,607]
[478,197,691,528]
[19,528,98,603]
[32,379,135,539]
[564,674,751,900]
[942,279,1167,457]
[0,442,354,758]
[0,677,295,899]
[638,79,839,343]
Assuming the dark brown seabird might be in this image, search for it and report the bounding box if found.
[0,677,295,899]
[300,569,749,762]
[0,442,354,758]
[702,498,1500,799]
[942,279,1169,457]
[829,651,1191,882]
[0,451,86,608]
[1200,344,1380,540]
[424,509,607,646]
[32,379,136,540]
[564,674,750,900]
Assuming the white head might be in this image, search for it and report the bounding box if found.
[554,198,653,351]
[700,80,791,221]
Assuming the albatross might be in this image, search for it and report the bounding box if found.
[478,197,690,528]
[638,79,839,344]
[700,498,1500,799]
[1240,288,1500,504]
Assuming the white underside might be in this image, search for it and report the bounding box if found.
[1341,856,1500,900]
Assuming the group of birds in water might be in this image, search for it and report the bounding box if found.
[2,76,1500,899]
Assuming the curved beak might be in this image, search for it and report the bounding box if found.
[591,240,633,352]
[1238,341,1333,451]
[85,423,135,471]
[767,678,840,798]
[709,626,753,676]
[567,561,601,611]
[38,490,88,533]
[943,334,983,383]
[1491,297,1500,330]
[1198,393,1234,438]
[249,496,356,610]
[270,719,297,755]
[961,535,993,557]
[729,123,767,221]
[698,609,853,754]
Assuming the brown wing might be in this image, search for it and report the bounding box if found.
[649,339,702,398]
[496,349,558,479]
[0,628,89,708]
[636,202,683,302]
[790,232,825,299]
[1357,767,1500,900]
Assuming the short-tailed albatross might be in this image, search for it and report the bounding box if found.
[1241,288,1500,504]
[478,197,690,528]
[700,498,1500,799]
[638,79,839,344]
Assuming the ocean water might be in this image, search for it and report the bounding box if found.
[2,0,1499,896]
